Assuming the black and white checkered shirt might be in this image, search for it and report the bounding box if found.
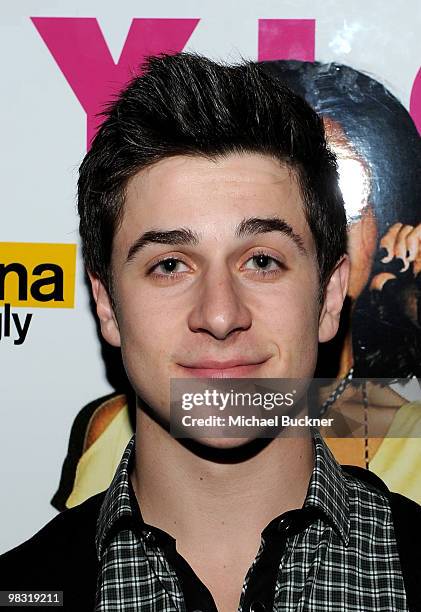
[94,432,408,611]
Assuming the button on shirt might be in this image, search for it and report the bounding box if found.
[94,432,407,611]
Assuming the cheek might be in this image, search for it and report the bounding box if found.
[260,279,320,375]
[115,287,181,406]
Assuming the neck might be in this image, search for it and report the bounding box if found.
[132,407,314,549]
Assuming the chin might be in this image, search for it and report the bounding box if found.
[178,433,274,459]
[183,432,275,453]
[195,435,255,449]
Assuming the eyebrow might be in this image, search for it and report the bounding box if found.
[126,228,200,262]
[236,217,306,254]
[126,216,307,262]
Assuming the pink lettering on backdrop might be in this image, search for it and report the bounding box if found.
[31,17,199,147]
[258,19,315,62]
[410,67,421,135]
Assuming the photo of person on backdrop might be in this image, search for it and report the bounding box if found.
[263,60,421,381]
[52,60,421,512]
[262,60,421,501]
[2,52,420,611]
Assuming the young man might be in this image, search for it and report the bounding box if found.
[1,53,420,611]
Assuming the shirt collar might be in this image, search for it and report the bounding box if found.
[96,435,136,558]
[96,430,350,557]
[304,429,350,545]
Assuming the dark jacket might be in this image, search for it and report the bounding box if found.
[0,492,103,611]
[0,468,420,611]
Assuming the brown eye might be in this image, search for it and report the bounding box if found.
[243,253,282,273]
[149,257,189,277]
[254,254,271,268]
[160,258,178,273]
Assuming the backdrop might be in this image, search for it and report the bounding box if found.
[1,0,420,554]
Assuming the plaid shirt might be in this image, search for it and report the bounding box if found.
[94,432,407,611]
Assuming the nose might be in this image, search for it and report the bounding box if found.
[187,266,252,340]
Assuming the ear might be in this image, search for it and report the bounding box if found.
[88,272,121,347]
[318,255,350,343]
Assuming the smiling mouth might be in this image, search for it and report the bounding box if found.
[177,359,269,378]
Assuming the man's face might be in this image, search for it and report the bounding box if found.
[92,152,346,429]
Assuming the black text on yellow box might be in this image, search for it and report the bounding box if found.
[0,242,77,308]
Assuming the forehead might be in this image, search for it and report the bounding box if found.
[117,153,313,251]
